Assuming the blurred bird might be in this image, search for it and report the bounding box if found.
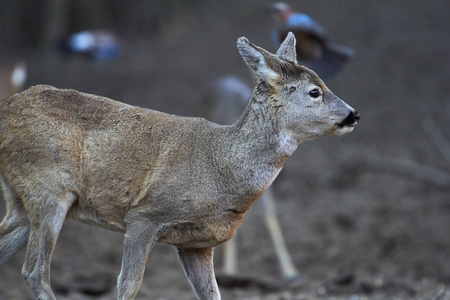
[59,30,123,61]
[270,2,354,79]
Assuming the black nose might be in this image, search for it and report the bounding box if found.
[339,110,360,127]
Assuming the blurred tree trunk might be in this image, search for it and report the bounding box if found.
[0,0,27,48]
[43,0,69,50]
[42,0,69,69]
[76,0,113,30]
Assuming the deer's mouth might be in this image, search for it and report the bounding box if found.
[337,122,356,128]
[335,123,356,135]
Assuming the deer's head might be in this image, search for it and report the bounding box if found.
[237,32,359,143]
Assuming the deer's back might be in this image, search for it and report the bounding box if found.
[0,85,149,129]
[0,85,169,164]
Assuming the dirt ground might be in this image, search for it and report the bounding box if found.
[1,0,450,299]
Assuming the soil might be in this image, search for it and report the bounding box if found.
[1,1,450,299]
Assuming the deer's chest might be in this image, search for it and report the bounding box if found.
[157,208,247,249]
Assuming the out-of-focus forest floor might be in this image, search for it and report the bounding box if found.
[1,1,450,299]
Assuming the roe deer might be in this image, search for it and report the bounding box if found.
[0,33,359,300]
[202,75,299,280]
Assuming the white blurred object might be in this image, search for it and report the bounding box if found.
[0,60,27,100]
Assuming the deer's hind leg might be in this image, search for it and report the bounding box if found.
[20,184,76,300]
[0,175,30,265]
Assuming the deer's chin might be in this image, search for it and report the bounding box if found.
[335,124,356,135]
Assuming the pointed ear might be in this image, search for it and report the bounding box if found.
[276,32,297,63]
[237,37,279,83]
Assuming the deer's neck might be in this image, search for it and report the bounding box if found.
[216,82,298,197]
[235,81,298,162]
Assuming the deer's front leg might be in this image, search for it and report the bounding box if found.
[177,247,221,300]
[117,217,159,300]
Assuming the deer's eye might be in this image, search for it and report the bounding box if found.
[309,88,321,98]
[289,86,296,93]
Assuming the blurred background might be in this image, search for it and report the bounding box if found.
[0,0,449,299]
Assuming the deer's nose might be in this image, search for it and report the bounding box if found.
[339,110,360,127]
[351,110,360,123]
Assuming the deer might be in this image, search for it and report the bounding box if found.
[0,33,359,300]
[202,75,299,280]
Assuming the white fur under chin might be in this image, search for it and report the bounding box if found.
[278,132,299,156]
[336,125,355,135]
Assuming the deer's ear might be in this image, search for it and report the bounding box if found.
[237,37,279,83]
[276,32,297,63]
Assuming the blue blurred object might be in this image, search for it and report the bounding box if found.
[59,30,122,61]
[270,2,354,79]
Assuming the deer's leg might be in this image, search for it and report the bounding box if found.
[0,176,30,265]
[21,191,75,300]
[117,215,159,300]
[0,217,29,265]
[177,247,221,300]
[261,188,299,280]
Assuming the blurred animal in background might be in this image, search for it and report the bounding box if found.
[270,2,354,79]
[202,75,299,281]
[59,30,123,61]
[202,76,251,126]
[0,58,27,100]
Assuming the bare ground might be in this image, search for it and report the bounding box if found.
[1,1,450,299]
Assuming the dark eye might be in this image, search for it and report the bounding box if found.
[289,86,296,93]
[309,88,321,98]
